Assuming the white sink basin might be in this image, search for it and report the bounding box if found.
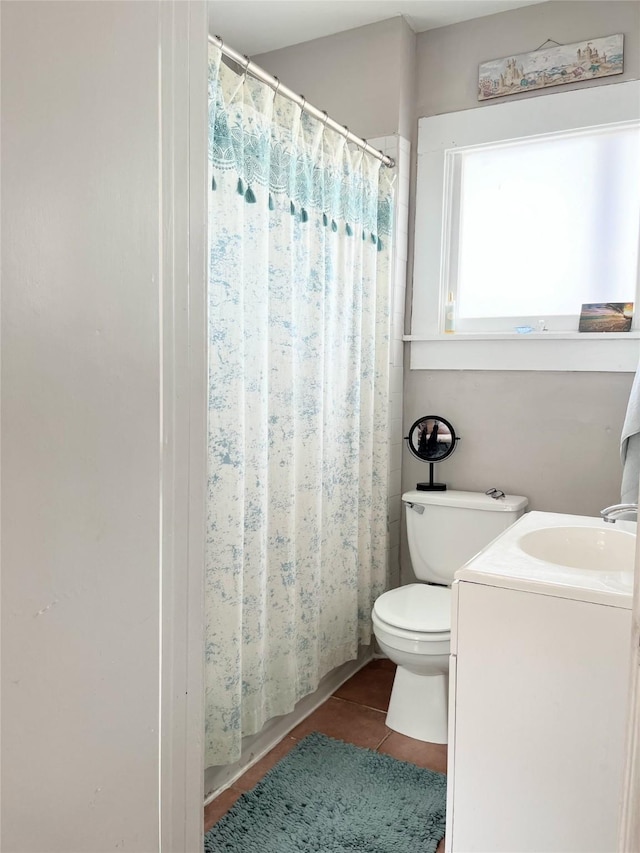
[517,525,636,572]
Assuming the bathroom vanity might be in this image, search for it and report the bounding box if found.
[445,511,635,853]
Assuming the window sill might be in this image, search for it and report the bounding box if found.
[404,332,640,341]
[405,332,640,371]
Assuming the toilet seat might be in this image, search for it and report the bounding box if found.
[372,609,450,646]
[373,583,451,634]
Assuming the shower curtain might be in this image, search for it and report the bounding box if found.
[206,45,395,766]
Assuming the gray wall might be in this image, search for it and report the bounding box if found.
[255,17,416,140]
[401,1,640,582]
[417,1,640,118]
[401,372,634,584]
[404,371,633,515]
[398,15,418,140]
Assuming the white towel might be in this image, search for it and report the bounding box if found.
[620,366,640,503]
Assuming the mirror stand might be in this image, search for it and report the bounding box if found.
[417,462,447,492]
[405,415,459,492]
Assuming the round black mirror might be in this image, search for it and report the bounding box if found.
[405,415,459,491]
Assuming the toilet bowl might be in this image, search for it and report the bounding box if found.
[372,489,528,743]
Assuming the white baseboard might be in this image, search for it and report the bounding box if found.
[204,645,374,803]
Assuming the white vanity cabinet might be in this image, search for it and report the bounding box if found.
[445,514,634,853]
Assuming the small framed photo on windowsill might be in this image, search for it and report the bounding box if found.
[578,303,634,333]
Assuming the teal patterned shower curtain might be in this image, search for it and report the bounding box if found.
[205,45,395,766]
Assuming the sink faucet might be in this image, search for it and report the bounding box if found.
[600,503,638,523]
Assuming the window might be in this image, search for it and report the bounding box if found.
[451,126,640,332]
[411,81,640,370]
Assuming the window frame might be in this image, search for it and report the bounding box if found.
[410,81,640,371]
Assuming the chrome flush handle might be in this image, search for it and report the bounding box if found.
[486,488,505,500]
[405,502,425,515]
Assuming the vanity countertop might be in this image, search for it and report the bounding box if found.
[455,510,635,608]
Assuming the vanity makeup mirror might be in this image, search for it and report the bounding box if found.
[405,415,459,491]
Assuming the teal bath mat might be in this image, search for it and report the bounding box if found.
[204,732,446,853]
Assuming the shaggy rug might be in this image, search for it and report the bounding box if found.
[204,732,447,852]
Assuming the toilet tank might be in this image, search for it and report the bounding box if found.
[403,490,528,585]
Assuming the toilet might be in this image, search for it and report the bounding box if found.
[372,489,527,743]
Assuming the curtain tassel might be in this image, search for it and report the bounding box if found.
[370,232,377,244]
[322,213,328,227]
[300,208,308,223]
[244,186,257,204]
[362,229,366,241]
[345,223,353,237]
[290,201,296,216]
[211,174,217,191]
[331,219,338,233]
[268,193,275,211]
[377,237,383,252]
[236,178,245,196]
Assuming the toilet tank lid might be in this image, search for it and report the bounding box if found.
[402,489,528,513]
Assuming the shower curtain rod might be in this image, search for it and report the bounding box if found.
[208,34,395,169]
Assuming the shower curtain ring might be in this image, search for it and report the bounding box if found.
[241,54,251,81]
[322,111,329,129]
[214,34,223,48]
[300,95,306,114]
[273,77,281,98]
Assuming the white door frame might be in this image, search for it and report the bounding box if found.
[159,3,208,850]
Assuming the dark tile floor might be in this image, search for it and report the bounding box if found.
[204,658,447,852]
